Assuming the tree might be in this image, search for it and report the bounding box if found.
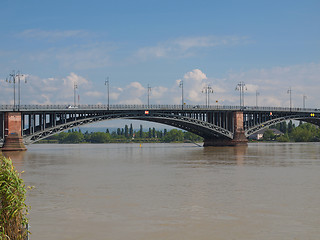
[184,131,202,142]
[163,129,184,142]
[164,129,167,136]
[64,131,84,143]
[148,128,152,138]
[152,127,156,138]
[129,124,133,137]
[57,132,68,143]
[90,132,111,143]
[139,125,143,138]
[125,125,129,138]
[263,129,275,141]
[288,120,294,134]
[280,122,287,133]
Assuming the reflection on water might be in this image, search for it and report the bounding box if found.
[9,143,320,240]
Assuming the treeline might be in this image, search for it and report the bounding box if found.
[42,124,203,144]
[264,121,320,142]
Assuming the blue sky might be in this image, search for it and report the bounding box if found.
[1,0,320,112]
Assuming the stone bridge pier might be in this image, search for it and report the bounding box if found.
[1,112,27,151]
[203,111,248,146]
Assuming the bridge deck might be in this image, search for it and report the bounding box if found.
[0,104,319,113]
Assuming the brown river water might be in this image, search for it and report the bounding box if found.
[3,142,320,240]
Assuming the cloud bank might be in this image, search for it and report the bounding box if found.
[1,63,319,108]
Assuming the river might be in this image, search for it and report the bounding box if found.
[3,142,320,240]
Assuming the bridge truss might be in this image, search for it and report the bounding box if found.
[1,104,320,145]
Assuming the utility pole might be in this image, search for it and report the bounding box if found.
[202,85,213,107]
[179,80,184,110]
[147,84,151,107]
[235,82,247,109]
[105,77,110,110]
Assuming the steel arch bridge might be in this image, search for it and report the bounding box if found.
[0,104,320,149]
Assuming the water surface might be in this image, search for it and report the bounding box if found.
[4,142,320,240]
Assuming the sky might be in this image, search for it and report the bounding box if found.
[1,0,320,116]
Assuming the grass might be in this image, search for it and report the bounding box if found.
[0,155,30,240]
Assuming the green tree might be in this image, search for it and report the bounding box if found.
[125,125,129,138]
[90,132,111,143]
[277,134,290,142]
[164,129,167,136]
[263,129,275,141]
[280,122,287,133]
[57,132,68,143]
[163,129,184,142]
[64,131,84,143]
[148,128,152,138]
[288,120,294,134]
[184,131,202,142]
[139,125,143,138]
[129,124,133,137]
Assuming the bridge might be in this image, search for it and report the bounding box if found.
[0,104,320,150]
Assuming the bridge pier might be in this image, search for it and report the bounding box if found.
[1,112,27,151]
[203,111,248,147]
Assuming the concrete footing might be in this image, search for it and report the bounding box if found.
[1,133,27,151]
[203,130,248,147]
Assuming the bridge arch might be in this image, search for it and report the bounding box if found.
[245,113,320,137]
[23,111,234,145]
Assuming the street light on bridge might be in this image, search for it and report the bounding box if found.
[235,81,247,110]
[202,85,213,107]
[105,77,110,110]
[73,81,78,107]
[256,90,260,107]
[303,95,307,109]
[147,84,152,107]
[287,87,292,110]
[6,70,27,110]
[179,80,184,110]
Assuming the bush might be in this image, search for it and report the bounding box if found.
[0,155,30,240]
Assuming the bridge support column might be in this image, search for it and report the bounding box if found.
[203,111,248,147]
[1,112,27,151]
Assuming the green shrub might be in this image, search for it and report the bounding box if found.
[0,155,30,240]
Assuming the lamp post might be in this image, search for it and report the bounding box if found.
[73,81,78,107]
[6,70,26,110]
[202,85,213,107]
[105,77,110,110]
[303,95,307,109]
[287,87,292,110]
[256,90,260,107]
[179,80,184,110]
[235,81,247,110]
[147,84,151,107]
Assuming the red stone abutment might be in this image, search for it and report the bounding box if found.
[1,112,27,151]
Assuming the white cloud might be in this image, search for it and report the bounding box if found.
[135,35,250,60]
[85,91,103,98]
[1,63,319,108]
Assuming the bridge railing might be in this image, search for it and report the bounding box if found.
[0,104,319,112]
